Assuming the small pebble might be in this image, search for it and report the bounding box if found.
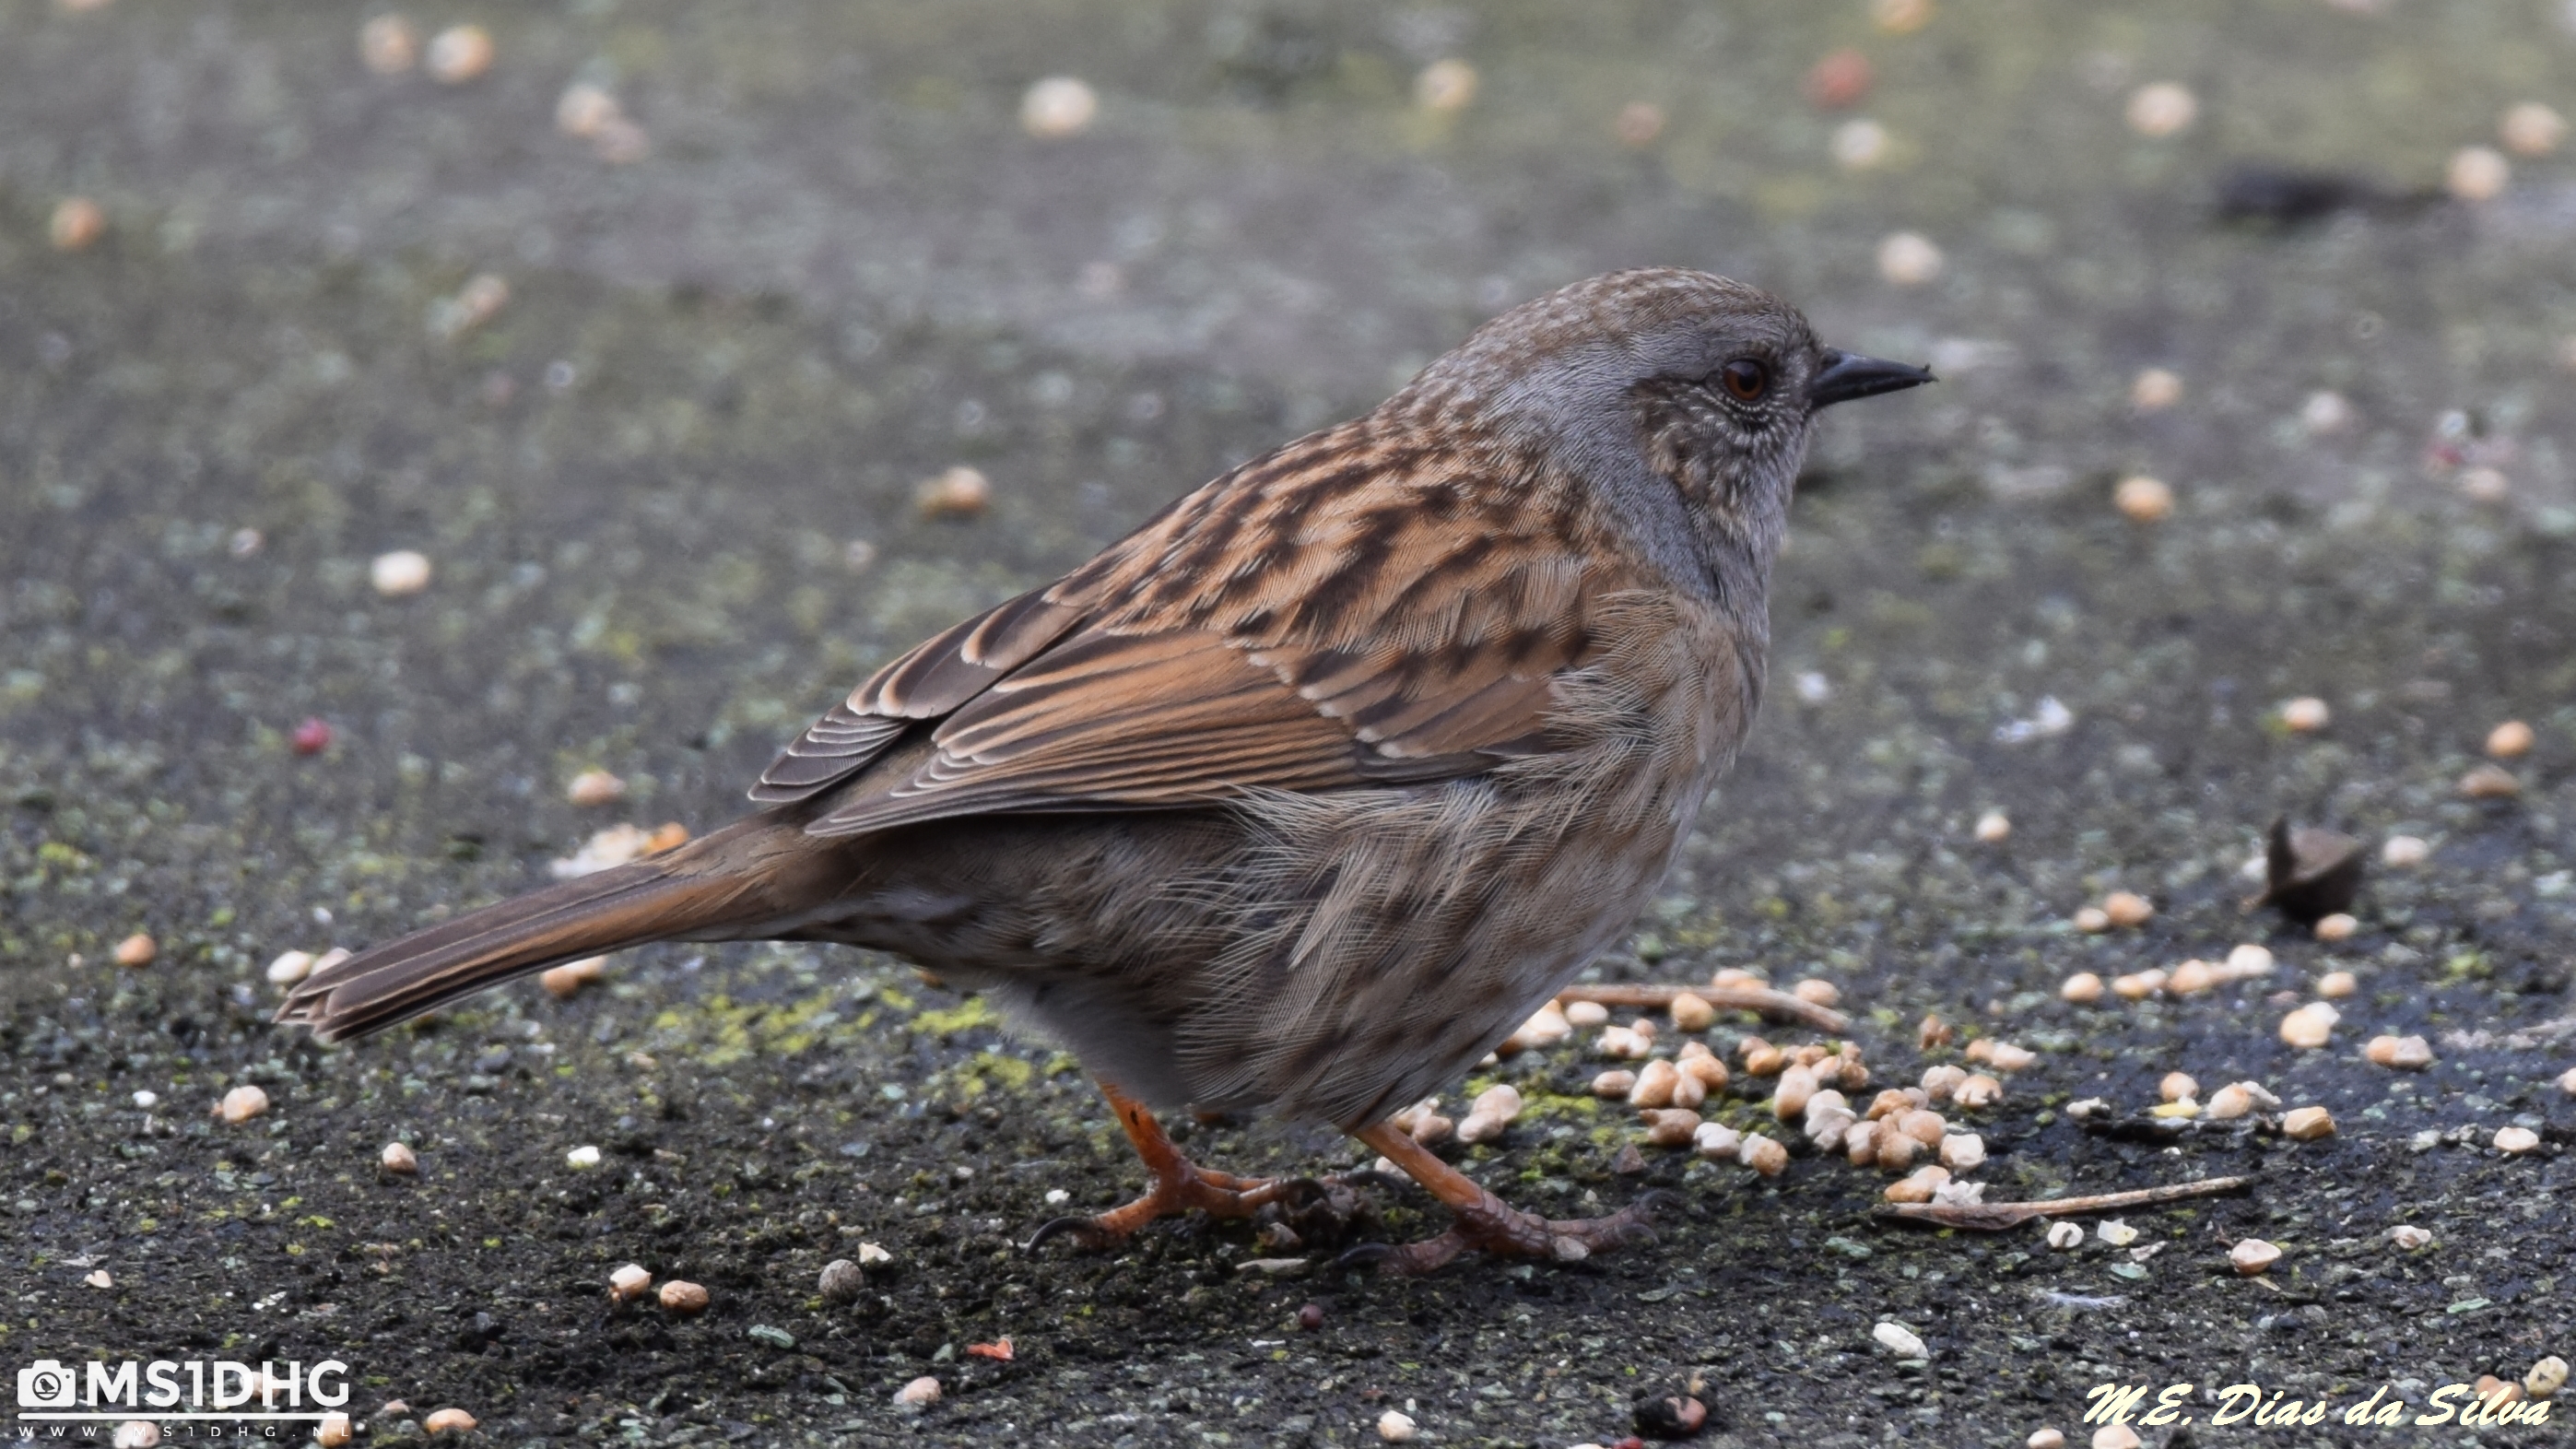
[1591,1069,1638,1099]
[2281,1105,2336,1141]
[2103,890,2154,927]
[1668,991,1715,1031]
[1738,1135,1788,1176]
[2097,1219,2139,1247]
[1938,1133,1985,1171]
[314,1412,354,1448]
[1692,1121,1742,1160]
[2487,720,2535,758]
[422,25,492,84]
[1413,58,1477,113]
[2313,913,2357,942]
[1804,48,1874,110]
[2046,1220,2083,1250]
[2445,145,2510,202]
[2501,101,2570,157]
[2129,369,2182,412]
[1831,118,1890,169]
[659,1279,711,1314]
[2388,1225,2431,1250]
[218,1084,269,1125]
[382,1141,418,1174]
[2205,1083,2254,1120]
[422,1409,476,1436]
[113,932,158,968]
[1872,1321,1928,1359]
[2301,390,2354,434]
[2112,476,2172,523]
[916,465,992,520]
[1564,1000,1610,1029]
[857,1242,892,1266]
[2124,82,2196,136]
[818,1258,865,1302]
[1376,1408,1417,1442]
[1020,77,1099,138]
[2458,763,2521,799]
[2278,1003,2338,1049]
[2381,835,2429,867]
[2526,1355,2569,1399]
[1876,231,1944,287]
[1792,978,1840,1007]
[2494,1125,2541,1155]
[2060,972,2103,1004]
[2029,1431,2067,1449]
[609,1264,653,1302]
[567,769,626,807]
[894,1376,941,1408]
[1614,100,1665,147]
[541,956,608,998]
[359,14,416,74]
[131,1090,157,1108]
[2229,1238,2282,1275]
[1974,809,2012,842]
[566,1144,603,1169]
[371,549,432,596]
[291,717,335,754]
[1871,0,1935,34]
[2279,696,2330,732]
[50,196,106,252]
[1298,1302,1325,1332]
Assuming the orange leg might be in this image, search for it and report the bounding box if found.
[1027,1080,1291,1251]
[1345,1120,1663,1275]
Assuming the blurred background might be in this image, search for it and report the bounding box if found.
[4,1,2573,1443]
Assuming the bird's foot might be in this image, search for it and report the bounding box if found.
[1028,1158,1291,1252]
[1336,1119,1664,1275]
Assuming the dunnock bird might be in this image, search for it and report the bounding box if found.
[281,268,1930,1272]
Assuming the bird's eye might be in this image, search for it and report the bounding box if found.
[1718,358,1770,403]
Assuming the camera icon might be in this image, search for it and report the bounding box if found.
[18,1360,78,1408]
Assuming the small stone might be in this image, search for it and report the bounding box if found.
[916,465,993,520]
[422,25,492,84]
[1591,1069,1638,1099]
[894,1375,941,1408]
[218,1085,269,1125]
[2388,1225,2431,1250]
[314,1412,354,1448]
[1872,1321,1928,1358]
[1298,1302,1326,1332]
[1668,991,1715,1031]
[609,1264,652,1301]
[1614,100,1665,147]
[2125,82,2196,136]
[2129,369,2182,412]
[2205,1084,2254,1120]
[2281,1105,2335,1141]
[857,1242,892,1266]
[818,1258,865,1302]
[659,1279,710,1314]
[1938,1133,1986,1172]
[2313,913,2358,942]
[422,1408,476,1435]
[86,1268,113,1289]
[2279,697,2330,732]
[1020,77,1099,138]
[1831,118,1890,169]
[1564,999,1611,1028]
[1792,978,1840,1007]
[371,550,432,596]
[1952,1074,2002,1110]
[2494,1125,2541,1155]
[566,769,626,807]
[50,196,106,252]
[2486,720,2535,759]
[2445,145,2510,202]
[541,956,607,998]
[1738,1135,1788,1176]
[566,1144,602,1169]
[2229,1238,2282,1275]
[1641,1108,1701,1148]
[2525,1355,2569,1399]
[358,14,416,74]
[1629,1059,1680,1109]
[2278,1004,2338,1049]
[2095,1219,2138,1247]
[1883,1164,1951,1203]
[2382,834,2429,867]
[1377,1408,1417,1442]
[2363,1034,2429,1070]
[2029,1431,2067,1449]
[2501,101,2570,157]
[131,1090,156,1109]
[2159,1072,2197,1102]
[381,1141,418,1174]
[2046,1220,2083,1250]
[1804,48,1874,110]
[1413,58,1477,113]
[113,933,158,968]
[1876,231,1944,287]
[2059,972,2103,1004]
[2112,476,2172,523]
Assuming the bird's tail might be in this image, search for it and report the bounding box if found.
[276,825,775,1043]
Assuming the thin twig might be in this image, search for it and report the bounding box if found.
[1875,1174,2259,1231]
[1554,983,1850,1034]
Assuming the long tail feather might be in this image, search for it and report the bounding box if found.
[276,851,764,1043]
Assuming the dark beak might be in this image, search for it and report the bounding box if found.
[1810,349,1936,409]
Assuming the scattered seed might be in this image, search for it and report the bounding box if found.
[1791,978,1840,1007]
[1939,1133,1986,1171]
[1668,991,1715,1031]
[314,1412,354,1448]
[1871,0,1935,33]
[2205,1084,2254,1120]
[422,1408,476,1436]
[1876,231,1944,287]
[382,1141,418,1174]
[2301,390,2354,434]
[2559,1066,2576,1096]
[2456,465,2511,503]
[2097,891,2149,928]
[1953,1074,2002,1109]
[2225,944,2276,979]
[1842,1118,1882,1164]
[1895,1109,1947,1147]
[609,1264,652,1302]
[2453,764,2515,799]
[2159,1072,2197,1103]
[1804,48,1874,110]
[1413,58,1477,113]
[2109,969,2163,999]
[1020,77,1099,138]
[1676,1043,1729,1091]
[1968,811,2014,847]
[358,14,416,73]
[1298,1302,1325,1332]
[1614,100,1665,147]
[266,949,317,985]
[659,1279,710,1314]
[1470,1084,1522,1124]
[2280,697,2332,733]
[2281,1105,2336,1141]
[566,1145,603,1169]
[2502,101,2570,157]
[2112,476,2172,523]
[2059,972,2104,1005]
[2494,1125,2541,1155]
[1742,1043,1785,1076]
[50,196,106,252]
[2093,1426,2143,1449]
[2148,1098,2200,1120]
[2129,369,2182,412]
[1591,1069,1638,1099]
[2526,1356,2569,1399]
[2476,1375,2523,1407]
[422,25,492,84]
[2073,907,2113,936]
[112,933,157,968]
[1738,1135,1788,1175]
[2168,959,2216,995]
[2486,720,2535,758]
[894,1376,941,1408]
[371,549,432,596]
[2096,1219,2139,1247]
[218,1085,269,1125]
[1831,117,1890,169]
[1564,1000,1611,1029]
[2029,1431,2066,1449]
[2279,1003,2339,1049]
[1502,1003,1571,1053]
[2313,913,2357,942]
[857,1242,891,1266]
[2388,1225,2430,1250]
[2229,1238,2282,1275]
[1629,1059,1680,1109]
[1987,1043,2036,1073]
[557,82,621,138]
[1772,1064,1817,1121]
[1641,1108,1701,1148]
[2125,82,2196,136]
[916,465,993,520]
[1872,1321,1928,1359]
[289,717,335,755]
[1920,1065,1967,1101]
[1885,1164,1951,1203]
[2046,1220,2083,1250]
[567,769,627,807]
[1875,1128,1921,1172]
[2382,835,2430,867]
[1376,1408,1417,1443]
[2445,145,2510,202]
[541,956,608,999]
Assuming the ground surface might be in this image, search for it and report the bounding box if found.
[4,2,2574,1445]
